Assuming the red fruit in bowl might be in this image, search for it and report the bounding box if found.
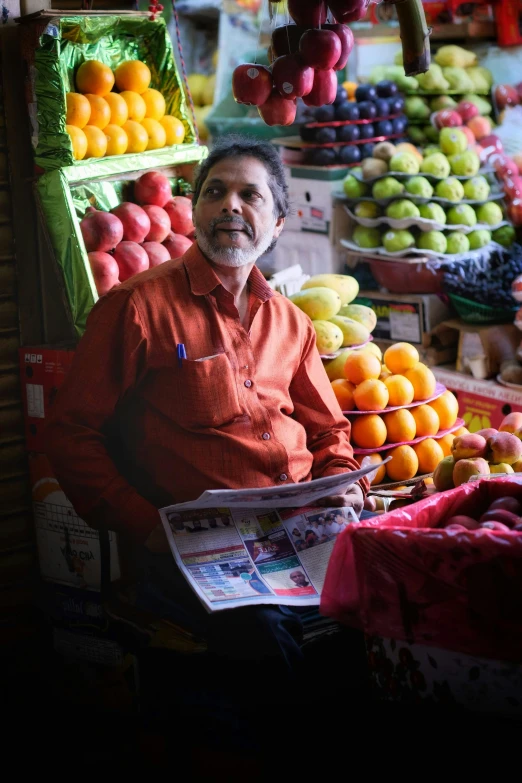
[490,496,522,515]
[494,84,519,110]
[88,251,120,295]
[258,90,297,126]
[111,202,151,244]
[302,69,337,107]
[142,241,171,267]
[163,231,193,260]
[287,0,327,26]
[480,521,512,533]
[445,524,468,532]
[329,23,354,71]
[142,205,171,243]
[134,171,172,207]
[444,515,479,530]
[232,64,273,106]
[479,509,520,528]
[113,241,149,281]
[456,101,479,123]
[272,55,314,99]
[164,196,193,236]
[328,0,370,24]
[299,29,342,71]
[434,110,463,129]
[80,209,124,253]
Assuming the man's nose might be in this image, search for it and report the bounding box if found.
[221,191,242,214]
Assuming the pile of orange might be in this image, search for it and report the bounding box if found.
[326,341,462,485]
[65,59,186,161]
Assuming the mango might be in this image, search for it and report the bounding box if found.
[328,316,370,348]
[338,303,377,333]
[359,342,382,361]
[324,349,352,381]
[313,320,343,355]
[301,274,359,306]
[289,287,341,320]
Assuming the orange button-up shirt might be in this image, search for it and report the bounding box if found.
[46,244,368,543]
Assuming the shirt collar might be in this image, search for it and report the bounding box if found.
[183,242,275,303]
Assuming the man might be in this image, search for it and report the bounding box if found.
[45,135,367,699]
[289,570,310,589]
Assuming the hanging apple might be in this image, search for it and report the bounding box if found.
[232,64,273,106]
[299,29,342,71]
[287,0,327,27]
[329,24,354,71]
[327,0,370,24]
[272,55,314,99]
[271,25,305,58]
[302,69,337,107]
[258,90,297,126]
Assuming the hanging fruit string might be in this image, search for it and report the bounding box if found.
[148,0,164,21]
[382,0,431,75]
[170,0,200,143]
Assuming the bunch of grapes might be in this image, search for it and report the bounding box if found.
[443,245,522,308]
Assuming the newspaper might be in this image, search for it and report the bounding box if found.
[160,465,383,612]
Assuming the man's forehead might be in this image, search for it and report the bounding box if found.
[203,156,271,186]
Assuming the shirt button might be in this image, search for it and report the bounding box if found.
[244,379,252,388]
[262,432,270,440]
[279,473,288,481]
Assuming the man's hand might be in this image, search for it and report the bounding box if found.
[316,483,364,516]
[144,523,171,554]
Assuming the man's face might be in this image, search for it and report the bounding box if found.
[290,571,307,587]
[193,156,285,267]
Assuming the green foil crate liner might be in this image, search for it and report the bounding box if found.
[34,15,196,171]
[35,145,207,337]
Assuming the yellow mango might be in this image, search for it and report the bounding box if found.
[313,320,344,355]
[338,303,377,333]
[324,349,352,381]
[289,287,341,320]
[301,274,359,306]
[328,316,370,347]
[358,342,382,361]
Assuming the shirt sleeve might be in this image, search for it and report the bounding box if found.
[45,288,160,544]
[289,319,370,497]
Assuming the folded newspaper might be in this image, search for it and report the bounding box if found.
[160,465,384,612]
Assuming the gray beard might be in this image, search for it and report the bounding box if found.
[194,220,277,268]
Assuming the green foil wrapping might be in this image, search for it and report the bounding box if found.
[34,15,196,171]
[35,144,207,337]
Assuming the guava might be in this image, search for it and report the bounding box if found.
[463,176,490,201]
[354,201,382,219]
[389,152,420,175]
[493,225,516,247]
[385,199,421,220]
[447,204,478,227]
[405,176,433,198]
[435,177,465,203]
[446,232,470,254]
[468,229,492,249]
[353,225,381,248]
[476,202,503,226]
[404,96,430,120]
[440,128,468,156]
[372,177,405,200]
[382,229,415,253]
[343,175,368,199]
[419,202,447,224]
[417,230,448,254]
[420,153,451,178]
[449,151,480,177]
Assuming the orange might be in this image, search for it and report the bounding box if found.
[413,438,444,475]
[383,343,419,375]
[75,60,114,96]
[331,379,356,411]
[114,60,151,94]
[103,92,129,126]
[142,88,166,120]
[379,366,392,381]
[404,363,436,401]
[351,414,387,449]
[344,352,381,385]
[84,94,110,129]
[342,81,358,100]
[142,118,167,150]
[353,379,389,412]
[429,390,458,430]
[65,92,91,128]
[453,426,469,437]
[161,115,185,145]
[122,120,148,153]
[383,408,416,443]
[386,444,419,482]
[120,91,146,122]
[438,433,455,457]
[83,125,107,158]
[65,125,87,160]
[411,404,440,437]
[384,375,414,407]
[104,124,128,156]
[357,453,386,486]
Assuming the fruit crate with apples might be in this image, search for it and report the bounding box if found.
[34,144,206,337]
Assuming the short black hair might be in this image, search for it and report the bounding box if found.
[192,134,289,219]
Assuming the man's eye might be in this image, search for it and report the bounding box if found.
[205,187,220,196]
[243,191,260,200]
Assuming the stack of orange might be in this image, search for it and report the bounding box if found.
[327,341,464,486]
[65,59,186,161]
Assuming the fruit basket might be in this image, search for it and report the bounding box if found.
[448,293,518,324]
[367,256,445,295]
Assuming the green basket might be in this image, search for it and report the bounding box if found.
[448,293,517,324]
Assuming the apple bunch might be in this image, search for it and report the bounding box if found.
[80,171,194,296]
[440,495,522,534]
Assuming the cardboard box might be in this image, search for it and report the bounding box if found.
[285,165,347,235]
[439,320,520,380]
[29,453,120,591]
[434,366,522,431]
[19,346,75,452]
[355,289,452,346]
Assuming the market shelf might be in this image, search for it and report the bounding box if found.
[352,418,465,455]
[345,382,446,416]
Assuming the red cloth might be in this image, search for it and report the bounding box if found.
[46,244,367,543]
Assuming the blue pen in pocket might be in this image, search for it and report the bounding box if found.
[177,343,187,368]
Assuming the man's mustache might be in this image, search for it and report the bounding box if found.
[209,215,253,238]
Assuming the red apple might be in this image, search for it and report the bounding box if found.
[142,205,171,243]
[330,23,354,71]
[504,175,522,200]
[513,153,522,175]
[328,0,370,23]
[272,55,314,99]
[479,135,503,157]
[456,101,479,123]
[142,241,171,267]
[232,64,273,106]
[164,196,193,236]
[495,84,519,110]
[134,171,172,207]
[258,89,297,126]
[113,241,149,281]
[492,153,517,178]
[111,202,151,244]
[479,509,520,528]
[434,110,463,129]
[508,198,522,225]
[299,29,342,71]
[287,0,327,27]
[480,521,512,533]
[302,68,338,107]
[444,515,479,530]
[460,126,476,146]
[163,231,193,259]
[271,25,305,58]
[88,251,120,296]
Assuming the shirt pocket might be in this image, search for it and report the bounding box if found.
[175,352,243,428]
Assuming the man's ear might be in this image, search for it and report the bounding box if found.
[273,215,285,239]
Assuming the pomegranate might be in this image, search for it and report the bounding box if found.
[142,204,171,243]
[87,251,120,295]
[164,196,193,236]
[80,208,123,253]
[111,202,151,244]
[163,231,193,259]
[113,241,149,281]
[134,171,172,207]
[142,241,171,267]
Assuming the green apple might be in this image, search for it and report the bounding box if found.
[386,199,421,220]
[449,151,480,177]
[419,202,447,224]
[343,175,368,199]
[463,176,490,201]
[440,128,468,156]
[417,230,448,254]
[493,225,516,247]
[405,176,434,198]
[423,146,442,157]
[372,177,405,200]
[468,229,492,249]
[476,202,503,226]
[389,152,421,175]
[353,225,381,249]
[420,153,451,179]
[446,232,470,254]
[354,201,382,219]
[447,204,477,227]
[434,177,465,203]
[382,229,415,253]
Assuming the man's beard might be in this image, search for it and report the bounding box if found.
[194,214,277,267]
